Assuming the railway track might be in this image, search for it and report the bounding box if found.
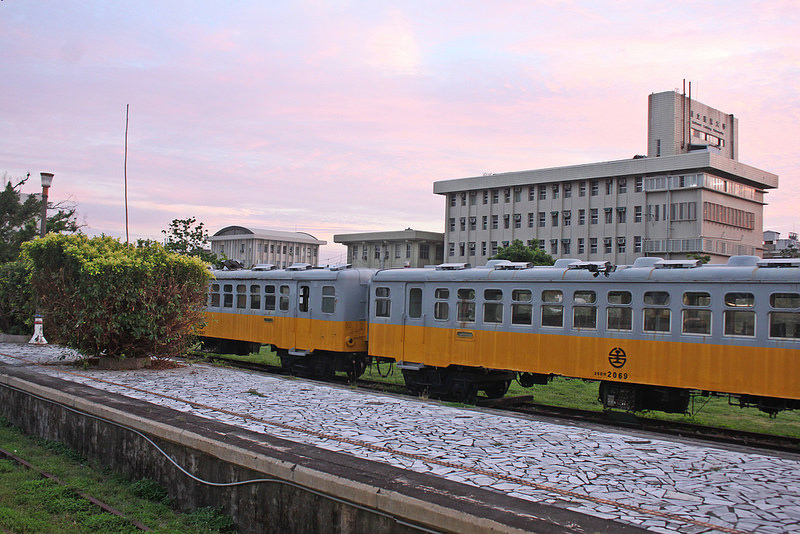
[199,353,800,455]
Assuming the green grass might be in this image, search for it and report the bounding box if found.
[0,418,235,533]
[202,345,800,439]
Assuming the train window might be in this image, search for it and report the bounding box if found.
[608,291,631,305]
[250,285,261,310]
[725,292,754,307]
[279,285,290,311]
[682,309,711,335]
[435,288,449,299]
[236,284,247,309]
[375,287,391,317]
[573,291,596,329]
[409,288,422,318]
[644,308,670,332]
[724,310,754,337]
[483,289,503,324]
[434,301,449,320]
[457,288,475,322]
[512,290,532,325]
[322,286,335,313]
[512,289,531,302]
[223,284,233,308]
[298,285,310,312]
[607,307,632,331]
[771,293,800,308]
[683,292,710,307]
[210,284,220,307]
[542,290,563,303]
[770,312,800,338]
[644,291,670,306]
[541,305,563,327]
[264,285,276,311]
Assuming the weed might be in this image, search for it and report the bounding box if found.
[129,478,169,504]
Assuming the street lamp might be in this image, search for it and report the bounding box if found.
[29,172,54,345]
[39,172,54,238]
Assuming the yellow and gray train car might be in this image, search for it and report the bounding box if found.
[367,256,800,412]
[200,264,375,378]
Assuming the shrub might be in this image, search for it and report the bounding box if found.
[22,234,211,360]
[0,260,34,335]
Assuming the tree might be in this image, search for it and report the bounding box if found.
[162,216,222,265]
[687,253,711,264]
[780,243,800,258]
[0,172,81,263]
[492,239,555,265]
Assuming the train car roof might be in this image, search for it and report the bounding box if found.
[371,257,800,284]
[211,265,377,283]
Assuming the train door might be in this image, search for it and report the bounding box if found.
[273,281,296,349]
[295,282,314,350]
[403,285,426,361]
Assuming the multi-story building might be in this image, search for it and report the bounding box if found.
[763,230,799,258]
[210,226,326,268]
[433,90,777,265]
[334,229,444,268]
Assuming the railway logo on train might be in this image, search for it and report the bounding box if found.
[200,256,800,415]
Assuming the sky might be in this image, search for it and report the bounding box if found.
[2,1,798,264]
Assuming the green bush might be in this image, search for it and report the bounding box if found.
[0,260,34,335]
[22,234,211,360]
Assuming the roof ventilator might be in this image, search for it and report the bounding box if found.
[757,258,800,268]
[328,263,353,271]
[487,259,533,270]
[286,263,313,271]
[251,263,277,271]
[654,259,701,269]
[435,262,470,270]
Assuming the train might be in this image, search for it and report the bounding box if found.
[198,256,800,415]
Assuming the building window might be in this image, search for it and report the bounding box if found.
[528,186,536,201]
[492,215,499,229]
[460,217,466,231]
[491,241,498,255]
[448,243,455,257]
[617,207,626,224]
[551,211,559,226]
[504,188,511,203]
[590,208,598,225]
[590,238,598,254]
[492,190,499,204]
[578,238,585,254]
[578,209,585,225]
[634,236,642,253]
[468,242,476,255]
[618,178,627,194]
[449,218,455,232]
[591,180,599,196]
[352,246,358,260]
[469,191,477,205]
[563,210,571,226]
[635,177,644,192]
[605,179,613,195]
[528,212,535,228]
[604,208,613,224]
[604,237,612,253]
[579,181,586,197]
[482,216,488,230]
[617,237,626,253]
[538,212,546,227]
[539,186,547,200]
[469,216,477,230]
[419,244,429,260]
[449,194,456,207]
[374,246,380,259]
[406,244,412,258]
[481,242,486,256]
[504,214,510,229]
[634,206,642,223]
[514,188,521,202]
[564,183,572,198]
[461,193,466,206]
[550,239,558,255]
[483,190,489,204]
[552,184,560,199]
[514,214,522,229]
[459,242,465,256]
[562,239,571,255]
[395,244,401,258]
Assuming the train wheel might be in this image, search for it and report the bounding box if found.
[483,380,510,399]
[346,358,367,382]
[450,380,478,405]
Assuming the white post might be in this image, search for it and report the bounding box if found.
[29,315,47,345]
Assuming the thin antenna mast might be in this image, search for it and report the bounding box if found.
[124,104,130,245]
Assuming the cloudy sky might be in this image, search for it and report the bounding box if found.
[2,1,798,263]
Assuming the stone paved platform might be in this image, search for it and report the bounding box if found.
[1,343,799,533]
